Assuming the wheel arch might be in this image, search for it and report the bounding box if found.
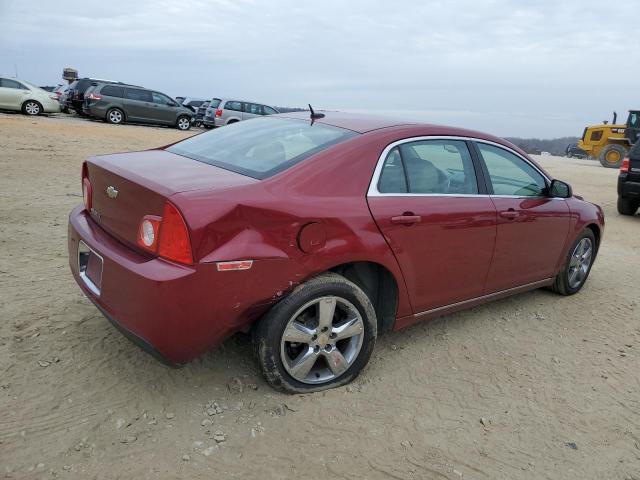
[585,223,601,251]
[22,98,42,112]
[327,261,399,333]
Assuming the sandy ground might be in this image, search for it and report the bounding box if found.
[1,112,639,480]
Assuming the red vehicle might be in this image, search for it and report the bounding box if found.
[68,112,604,392]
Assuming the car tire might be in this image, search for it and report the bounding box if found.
[617,196,639,216]
[551,228,597,296]
[176,116,191,131]
[106,108,125,125]
[22,100,42,116]
[598,144,626,168]
[227,119,239,125]
[253,273,377,393]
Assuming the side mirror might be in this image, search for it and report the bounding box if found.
[548,179,572,198]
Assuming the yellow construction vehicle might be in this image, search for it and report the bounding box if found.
[578,111,640,168]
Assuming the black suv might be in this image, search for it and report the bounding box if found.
[66,78,131,114]
[82,83,194,130]
[618,140,640,215]
[566,143,588,159]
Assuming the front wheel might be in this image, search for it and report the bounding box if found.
[253,273,377,393]
[551,229,597,296]
[22,100,42,116]
[176,116,191,131]
[617,196,639,216]
[599,144,626,168]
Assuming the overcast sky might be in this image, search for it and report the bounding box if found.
[0,0,636,137]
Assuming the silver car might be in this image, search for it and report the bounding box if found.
[207,98,279,127]
[0,77,61,115]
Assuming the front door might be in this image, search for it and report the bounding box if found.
[474,142,571,293]
[0,78,28,109]
[367,138,497,314]
[124,88,154,122]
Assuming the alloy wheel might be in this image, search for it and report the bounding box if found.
[177,117,191,130]
[567,237,593,289]
[109,110,123,124]
[280,296,364,384]
[25,101,40,115]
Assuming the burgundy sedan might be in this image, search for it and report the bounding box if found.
[68,112,604,392]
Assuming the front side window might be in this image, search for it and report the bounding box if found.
[377,139,478,195]
[1,78,26,89]
[477,143,546,196]
[167,117,358,179]
[125,88,152,102]
[152,92,173,105]
[263,106,278,115]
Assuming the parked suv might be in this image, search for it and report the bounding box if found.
[202,98,222,128]
[66,78,132,114]
[194,101,210,127]
[82,84,194,130]
[209,99,279,127]
[618,140,640,215]
[566,143,588,159]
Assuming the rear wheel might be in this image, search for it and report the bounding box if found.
[176,116,191,131]
[617,196,639,216]
[551,229,597,296]
[106,108,124,125]
[253,273,377,393]
[22,100,42,116]
[599,144,626,168]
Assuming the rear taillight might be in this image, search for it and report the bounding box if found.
[136,202,193,265]
[158,202,193,265]
[620,156,630,173]
[81,163,92,211]
[87,92,102,101]
[215,109,223,117]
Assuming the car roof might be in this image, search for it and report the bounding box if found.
[271,111,530,155]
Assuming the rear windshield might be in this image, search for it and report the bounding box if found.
[210,98,221,108]
[167,117,358,179]
[630,140,640,156]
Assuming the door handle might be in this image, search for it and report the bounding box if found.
[499,209,519,219]
[391,214,421,225]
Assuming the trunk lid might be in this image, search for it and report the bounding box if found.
[86,149,257,251]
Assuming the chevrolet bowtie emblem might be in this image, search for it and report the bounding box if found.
[106,186,118,199]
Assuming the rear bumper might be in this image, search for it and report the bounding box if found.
[618,175,640,198]
[67,206,281,364]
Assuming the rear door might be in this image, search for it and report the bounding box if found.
[123,88,154,122]
[474,142,571,293]
[367,138,497,313]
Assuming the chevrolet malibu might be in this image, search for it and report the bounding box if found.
[68,112,604,393]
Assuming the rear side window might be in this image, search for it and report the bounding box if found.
[167,117,358,179]
[377,140,478,195]
[244,103,262,115]
[125,89,152,102]
[477,143,546,196]
[209,98,221,108]
[101,85,124,97]
[225,101,242,111]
